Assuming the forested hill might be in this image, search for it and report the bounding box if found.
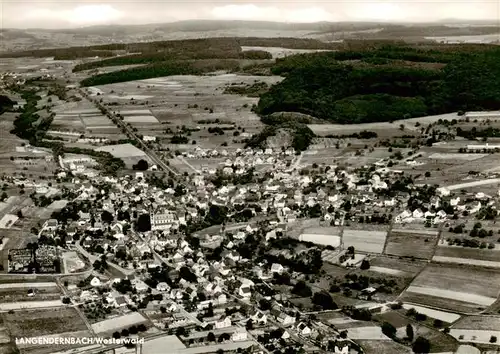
[256,45,500,124]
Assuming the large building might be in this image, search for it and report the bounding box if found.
[151,211,177,231]
[465,111,500,120]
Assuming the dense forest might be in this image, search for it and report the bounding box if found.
[0,37,335,60]
[79,60,246,86]
[257,45,500,124]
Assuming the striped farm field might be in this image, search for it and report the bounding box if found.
[400,263,500,313]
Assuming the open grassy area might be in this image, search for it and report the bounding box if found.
[1,308,88,337]
[384,229,438,259]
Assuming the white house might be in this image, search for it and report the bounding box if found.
[231,329,248,342]
[156,282,170,292]
[270,263,285,274]
[215,316,232,329]
[296,322,312,336]
[90,277,101,287]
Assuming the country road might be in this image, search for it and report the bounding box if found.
[79,89,179,176]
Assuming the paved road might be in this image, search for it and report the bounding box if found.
[79,89,179,176]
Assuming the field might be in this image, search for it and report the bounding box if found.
[384,229,439,259]
[91,312,148,334]
[434,245,500,267]
[402,304,461,323]
[401,263,500,312]
[449,328,500,345]
[345,326,390,340]
[1,308,88,337]
[369,256,426,278]
[61,251,86,273]
[297,226,341,247]
[357,340,412,354]
[342,229,387,254]
[453,316,500,330]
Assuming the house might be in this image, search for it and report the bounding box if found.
[215,316,232,329]
[335,345,349,354]
[250,310,267,325]
[231,329,248,342]
[43,219,58,231]
[238,279,254,299]
[276,312,295,326]
[270,263,285,274]
[90,277,101,287]
[296,322,312,336]
[216,293,227,305]
[156,282,170,292]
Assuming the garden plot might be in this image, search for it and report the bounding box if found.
[91,312,148,334]
[384,229,438,259]
[401,264,500,312]
[343,229,387,254]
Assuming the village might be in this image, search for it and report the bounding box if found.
[3,40,500,354]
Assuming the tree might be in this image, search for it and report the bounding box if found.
[360,259,370,270]
[136,213,151,232]
[312,291,337,310]
[490,335,497,343]
[101,210,114,224]
[62,297,71,304]
[133,159,149,171]
[112,331,121,339]
[292,281,312,297]
[120,328,129,337]
[412,337,430,353]
[207,332,216,342]
[406,324,414,341]
[381,322,397,338]
[246,319,253,330]
[433,319,443,328]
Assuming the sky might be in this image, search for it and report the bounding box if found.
[2,0,499,29]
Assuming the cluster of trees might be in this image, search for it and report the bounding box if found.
[447,237,495,249]
[112,324,147,340]
[0,95,15,114]
[256,45,500,124]
[245,122,315,152]
[324,130,378,139]
[224,81,269,97]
